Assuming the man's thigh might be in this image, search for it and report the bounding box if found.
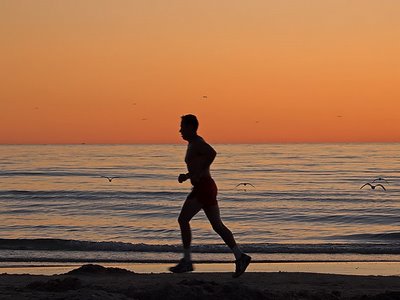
[178,195,203,223]
[203,203,223,226]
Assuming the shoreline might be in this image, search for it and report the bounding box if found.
[2,261,400,276]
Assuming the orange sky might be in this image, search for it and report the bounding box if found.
[1,1,399,144]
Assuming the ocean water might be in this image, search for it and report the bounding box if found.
[1,144,400,263]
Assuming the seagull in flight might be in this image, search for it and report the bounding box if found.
[101,176,119,182]
[360,183,386,191]
[235,183,255,188]
[372,177,389,184]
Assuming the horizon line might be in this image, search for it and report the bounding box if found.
[1,141,400,146]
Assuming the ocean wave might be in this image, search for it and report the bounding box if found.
[1,238,400,254]
[0,190,186,200]
[0,171,96,177]
[328,232,400,241]
[0,170,167,180]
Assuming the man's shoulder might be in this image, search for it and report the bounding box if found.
[192,136,216,154]
[188,136,210,150]
[191,136,209,146]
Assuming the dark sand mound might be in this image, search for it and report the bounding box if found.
[66,264,135,276]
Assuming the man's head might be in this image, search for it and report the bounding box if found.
[180,114,199,141]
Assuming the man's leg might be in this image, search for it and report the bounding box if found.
[204,204,251,278]
[203,204,237,249]
[169,196,202,273]
[178,195,203,252]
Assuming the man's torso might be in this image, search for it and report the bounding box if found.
[185,136,212,184]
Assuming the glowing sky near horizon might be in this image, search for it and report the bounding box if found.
[1,0,399,144]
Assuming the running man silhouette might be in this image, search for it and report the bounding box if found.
[169,114,251,278]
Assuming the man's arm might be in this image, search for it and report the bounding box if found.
[197,141,217,166]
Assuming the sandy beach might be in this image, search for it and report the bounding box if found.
[1,264,400,299]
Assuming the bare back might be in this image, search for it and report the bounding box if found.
[185,136,217,185]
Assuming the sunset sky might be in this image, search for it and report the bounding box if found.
[1,0,399,144]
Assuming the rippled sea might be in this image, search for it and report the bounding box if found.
[1,144,400,263]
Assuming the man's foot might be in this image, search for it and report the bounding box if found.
[233,254,251,278]
[169,259,194,273]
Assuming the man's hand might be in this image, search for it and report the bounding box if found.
[178,173,189,183]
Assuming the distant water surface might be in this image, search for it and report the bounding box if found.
[0,144,399,262]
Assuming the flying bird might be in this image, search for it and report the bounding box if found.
[235,183,255,188]
[360,183,386,191]
[101,176,119,182]
[372,177,389,184]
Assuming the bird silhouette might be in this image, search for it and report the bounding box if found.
[360,183,386,191]
[101,176,119,182]
[372,177,389,184]
[235,183,255,188]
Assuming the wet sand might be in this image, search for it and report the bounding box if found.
[2,260,400,276]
